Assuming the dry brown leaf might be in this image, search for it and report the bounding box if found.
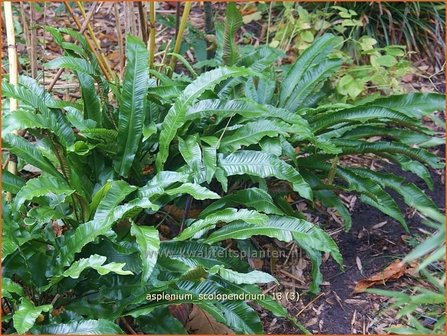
[186,305,234,335]
[355,256,363,275]
[248,258,264,270]
[353,259,417,293]
[169,303,193,325]
[372,221,387,229]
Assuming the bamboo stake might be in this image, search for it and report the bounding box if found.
[114,2,125,78]
[137,2,148,43]
[168,1,192,75]
[75,1,114,80]
[148,1,156,70]
[4,1,19,201]
[29,3,37,78]
[48,2,100,91]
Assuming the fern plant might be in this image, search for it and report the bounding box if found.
[2,5,444,333]
[2,30,337,334]
[367,217,445,334]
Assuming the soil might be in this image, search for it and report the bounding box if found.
[262,157,445,334]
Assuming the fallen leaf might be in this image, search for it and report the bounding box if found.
[372,221,387,229]
[248,258,264,270]
[305,317,318,327]
[169,303,193,325]
[186,305,234,334]
[353,259,416,293]
[344,299,368,305]
[243,11,262,24]
[355,256,363,274]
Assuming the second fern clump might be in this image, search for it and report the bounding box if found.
[2,3,444,334]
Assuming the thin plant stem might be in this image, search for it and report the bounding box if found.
[114,2,125,78]
[148,0,156,70]
[18,3,32,65]
[168,1,192,75]
[29,3,37,78]
[266,1,273,45]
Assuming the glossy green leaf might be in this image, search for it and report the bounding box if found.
[218,150,312,200]
[114,35,149,177]
[131,224,160,282]
[156,67,256,171]
[13,298,52,334]
[175,208,268,241]
[34,319,124,334]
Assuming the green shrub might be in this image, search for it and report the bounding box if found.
[2,5,444,333]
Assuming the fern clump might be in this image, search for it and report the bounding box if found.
[2,4,444,334]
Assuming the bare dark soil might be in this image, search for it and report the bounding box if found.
[263,153,445,334]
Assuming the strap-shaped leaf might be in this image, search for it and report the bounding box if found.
[209,265,277,284]
[334,139,444,169]
[3,134,63,179]
[187,98,306,125]
[384,153,433,190]
[222,3,242,66]
[364,93,446,118]
[175,208,268,241]
[178,135,203,181]
[131,224,160,282]
[156,67,256,171]
[138,171,190,199]
[46,56,96,75]
[33,319,124,334]
[283,58,342,111]
[165,183,220,200]
[341,125,443,148]
[280,33,340,105]
[14,174,74,210]
[13,299,52,335]
[63,254,132,278]
[218,150,312,200]
[114,35,149,177]
[200,188,284,217]
[205,215,342,266]
[351,168,444,223]
[219,119,290,152]
[159,241,250,272]
[312,106,421,133]
[2,170,25,194]
[78,72,103,126]
[59,181,153,266]
[336,167,408,231]
[2,81,49,114]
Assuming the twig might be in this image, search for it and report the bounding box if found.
[296,292,325,317]
[114,2,125,78]
[168,2,192,75]
[279,269,306,285]
[120,317,137,334]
